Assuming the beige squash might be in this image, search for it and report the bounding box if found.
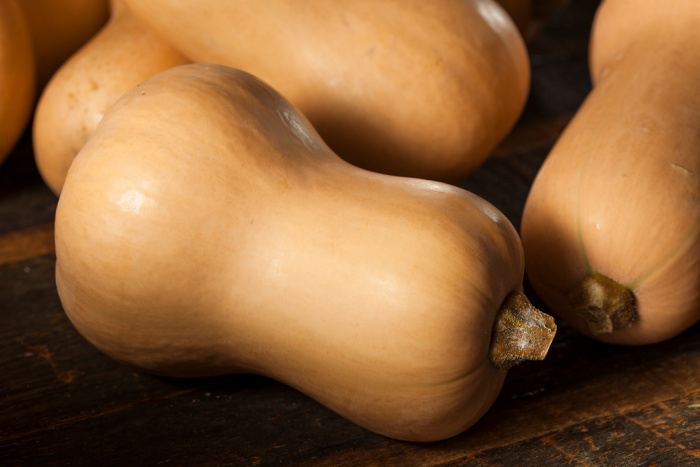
[18,0,110,90]
[0,0,35,165]
[521,0,700,345]
[55,64,555,441]
[122,0,530,183]
[32,0,188,195]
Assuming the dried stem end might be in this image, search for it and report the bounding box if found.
[489,291,557,371]
[567,273,637,335]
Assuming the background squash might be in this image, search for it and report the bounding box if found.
[32,0,188,195]
[520,0,700,345]
[122,0,530,183]
[55,64,555,441]
[0,0,35,166]
[18,0,109,91]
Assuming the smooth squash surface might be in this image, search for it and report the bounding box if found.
[55,64,554,441]
[521,0,700,345]
[123,0,530,183]
[32,0,188,195]
[0,0,35,165]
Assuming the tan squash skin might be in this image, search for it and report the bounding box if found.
[18,0,110,90]
[55,64,555,442]
[32,0,188,195]
[521,0,700,345]
[0,0,35,165]
[122,0,530,183]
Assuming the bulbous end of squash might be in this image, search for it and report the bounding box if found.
[489,291,557,370]
[567,273,637,335]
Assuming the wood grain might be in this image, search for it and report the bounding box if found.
[0,223,54,266]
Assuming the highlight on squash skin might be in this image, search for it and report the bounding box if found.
[32,0,189,195]
[121,0,531,183]
[54,63,556,442]
[489,290,557,370]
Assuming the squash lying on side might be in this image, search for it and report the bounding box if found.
[123,0,530,183]
[0,0,35,166]
[55,64,556,442]
[521,0,700,345]
[18,0,109,91]
[32,0,188,195]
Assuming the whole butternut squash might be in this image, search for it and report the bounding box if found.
[521,0,700,345]
[18,0,110,90]
[32,0,188,195]
[122,0,530,183]
[0,0,35,165]
[55,64,555,441]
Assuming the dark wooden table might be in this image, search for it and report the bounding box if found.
[2,1,699,465]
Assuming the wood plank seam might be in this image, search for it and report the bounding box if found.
[0,223,55,266]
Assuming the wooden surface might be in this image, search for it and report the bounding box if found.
[2,1,700,465]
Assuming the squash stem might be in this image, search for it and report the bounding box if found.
[567,273,637,335]
[489,291,557,370]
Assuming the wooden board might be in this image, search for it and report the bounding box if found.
[3,1,700,465]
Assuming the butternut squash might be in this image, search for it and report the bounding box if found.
[0,0,35,165]
[122,0,530,183]
[32,0,188,195]
[55,64,555,441]
[18,0,110,90]
[521,0,700,345]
